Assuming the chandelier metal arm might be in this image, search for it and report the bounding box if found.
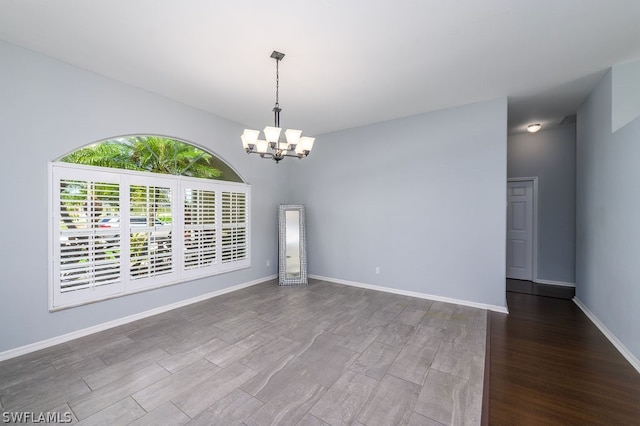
[244,146,310,163]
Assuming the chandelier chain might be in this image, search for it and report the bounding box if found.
[275,58,280,109]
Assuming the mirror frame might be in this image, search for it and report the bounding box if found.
[278,204,307,286]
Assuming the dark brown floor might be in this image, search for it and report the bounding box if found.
[505,278,575,299]
[488,287,640,425]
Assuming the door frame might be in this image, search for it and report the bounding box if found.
[507,177,538,282]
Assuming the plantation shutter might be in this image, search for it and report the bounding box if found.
[221,190,249,267]
[183,184,217,276]
[53,167,125,307]
[51,163,249,310]
[127,176,177,290]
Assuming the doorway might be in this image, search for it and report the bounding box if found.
[506,178,537,281]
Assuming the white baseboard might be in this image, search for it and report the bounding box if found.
[309,274,509,314]
[0,275,276,362]
[535,278,576,288]
[573,297,640,374]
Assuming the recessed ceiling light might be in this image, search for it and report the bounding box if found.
[527,123,542,133]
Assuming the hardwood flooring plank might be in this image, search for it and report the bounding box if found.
[488,291,640,425]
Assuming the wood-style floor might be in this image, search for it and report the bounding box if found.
[0,279,486,425]
[488,287,640,425]
[4,279,639,425]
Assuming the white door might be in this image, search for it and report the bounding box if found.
[506,180,534,280]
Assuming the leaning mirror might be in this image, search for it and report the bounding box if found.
[278,204,307,285]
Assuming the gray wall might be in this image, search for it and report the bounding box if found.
[508,126,576,284]
[0,40,508,355]
[576,67,640,361]
[0,41,286,353]
[288,99,508,309]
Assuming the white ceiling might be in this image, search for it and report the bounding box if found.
[1,0,640,136]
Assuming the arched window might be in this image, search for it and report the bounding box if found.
[50,135,250,310]
[59,135,243,182]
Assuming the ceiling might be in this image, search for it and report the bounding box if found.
[1,0,640,136]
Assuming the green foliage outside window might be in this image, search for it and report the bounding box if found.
[60,135,242,182]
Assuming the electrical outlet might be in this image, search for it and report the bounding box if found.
[266,260,270,267]
[375,267,380,274]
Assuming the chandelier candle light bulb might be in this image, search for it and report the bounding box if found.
[242,51,315,163]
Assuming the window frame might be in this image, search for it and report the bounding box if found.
[49,162,250,311]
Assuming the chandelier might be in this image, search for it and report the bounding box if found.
[241,51,315,163]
